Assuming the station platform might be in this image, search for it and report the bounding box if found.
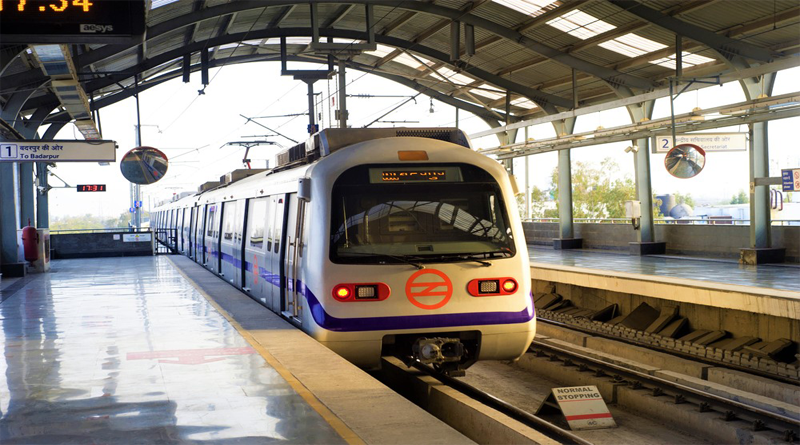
[528,246,800,320]
[0,256,471,444]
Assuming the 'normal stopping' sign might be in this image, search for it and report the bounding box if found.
[0,140,116,162]
[536,385,617,430]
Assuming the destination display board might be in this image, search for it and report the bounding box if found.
[652,133,747,153]
[368,166,463,183]
[0,140,115,162]
[0,0,145,44]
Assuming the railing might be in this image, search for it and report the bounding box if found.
[523,218,800,226]
[49,227,153,234]
[153,228,178,254]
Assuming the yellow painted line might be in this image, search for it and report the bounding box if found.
[165,256,365,445]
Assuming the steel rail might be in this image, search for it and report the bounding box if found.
[529,342,800,440]
[536,318,799,386]
[410,361,594,445]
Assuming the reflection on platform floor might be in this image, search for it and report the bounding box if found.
[0,257,345,444]
[529,247,800,292]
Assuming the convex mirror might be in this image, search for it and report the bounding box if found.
[120,146,169,184]
[665,143,705,179]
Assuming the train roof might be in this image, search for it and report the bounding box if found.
[155,127,472,209]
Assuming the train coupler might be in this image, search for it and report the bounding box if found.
[412,337,465,366]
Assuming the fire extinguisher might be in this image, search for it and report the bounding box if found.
[22,218,39,262]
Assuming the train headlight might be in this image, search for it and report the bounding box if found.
[468,277,519,296]
[332,283,390,302]
[334,285,351,300]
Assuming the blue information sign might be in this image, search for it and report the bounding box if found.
[129,207,135,213]
[782,169,800,192]
[134,200,143,208]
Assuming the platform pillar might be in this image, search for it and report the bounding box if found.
[552,119,581,249]
[627,100,664,255]
[0,163,25,277]
[337,59,348,128]
[739,73,783,264]
[36,163,49,228]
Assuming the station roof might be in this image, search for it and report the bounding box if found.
[2,0,799,135]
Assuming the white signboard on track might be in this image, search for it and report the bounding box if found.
[536,385,617,430]
[0,140,116,162]
[652,133,747,153]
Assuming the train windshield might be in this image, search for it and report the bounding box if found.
[330,164,516,264]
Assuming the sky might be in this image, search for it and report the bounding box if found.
[42,61,800,220]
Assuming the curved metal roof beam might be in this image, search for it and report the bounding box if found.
[79,27,566,113]
[77,53,507,129]
[607,0,777,63]
[74,1,655,91]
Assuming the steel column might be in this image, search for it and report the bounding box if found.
[0,163,21,267]
[337,59,347,128]
[634,137,655,242]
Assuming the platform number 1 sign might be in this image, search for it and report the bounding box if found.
[1,144,18,159]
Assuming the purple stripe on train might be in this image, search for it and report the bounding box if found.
[235,260,535,332]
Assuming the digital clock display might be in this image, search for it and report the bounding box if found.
[77,184,106,192]
[368,166,463,183]
[0,0,145,44]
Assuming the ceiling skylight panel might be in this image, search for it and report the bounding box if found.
[151,0,180,9]
[492,0,558,17]
[650,52,715,69]
[512,97,538,109]
[470,86,505,101]
[598,33,666,57]
[393,53,424,69]
[366,44,395,58]
[547,10,615,40]
[434,67,475,85]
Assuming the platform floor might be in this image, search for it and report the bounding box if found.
[0,257,347,443]
[528,246,800,293]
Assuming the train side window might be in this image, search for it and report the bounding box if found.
[266,198,275,252]
[235,201,246,243]
[206,206,214,237]
[248,199,267,248]
[223,201,236,240]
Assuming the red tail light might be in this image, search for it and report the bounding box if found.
[332,283,391,302]
[468,277,518,297]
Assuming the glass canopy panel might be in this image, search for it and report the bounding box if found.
[366,44,396,58]
[471,88,505,101]
[547,10,616,40]
[598,33,667,58]
[651,52,715,69]
[151,0,180,9]
[492,0,559,17]
[433,67,475,85]
[512,97,538,109]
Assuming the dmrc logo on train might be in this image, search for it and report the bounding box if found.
[405,269,453,310]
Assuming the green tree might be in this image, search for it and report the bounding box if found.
[730,190,749,204]
[673,192,696,208]
[524,158,638,219]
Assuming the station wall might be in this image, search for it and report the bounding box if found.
[523,222,799,263]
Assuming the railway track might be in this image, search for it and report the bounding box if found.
[526,341,799,442]
[410,361,593,445]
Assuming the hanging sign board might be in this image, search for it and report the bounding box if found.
[652,133,747,153]
[535,385,617,430]
[782,168,800,192]
[0,140,115,162]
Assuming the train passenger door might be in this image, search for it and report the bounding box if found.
[204,203,222,272]
[194,205,204,261]
[220,201,238,284]
[268,195,287,312]
[187,207,195,257]
[178,209,185,252]
[244,197,268,306]
[283,194,305,321]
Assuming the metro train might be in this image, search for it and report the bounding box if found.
[152,128,536,375]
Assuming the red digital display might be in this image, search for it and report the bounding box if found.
[76,184,106,192]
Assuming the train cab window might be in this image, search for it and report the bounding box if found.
[330,164,516,265]
[248,199,267,248]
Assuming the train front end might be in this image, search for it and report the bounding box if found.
[301,134,535,375]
